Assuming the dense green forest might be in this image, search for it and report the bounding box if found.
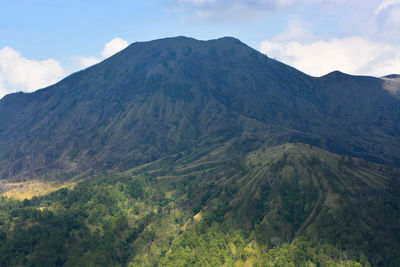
[1,144,399,266]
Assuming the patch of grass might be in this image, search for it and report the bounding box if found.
[1,180,76,200]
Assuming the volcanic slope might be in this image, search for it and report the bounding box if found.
[0,37,399,181]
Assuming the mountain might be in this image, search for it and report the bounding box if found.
[0,37,399,266]
[0,36,399,181]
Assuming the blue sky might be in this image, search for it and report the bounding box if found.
[1,0,400,98]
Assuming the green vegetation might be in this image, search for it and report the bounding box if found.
[0,175,188,266]
[0,144,399,266]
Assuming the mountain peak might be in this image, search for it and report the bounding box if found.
[322,70,347,77]
[136,36,242,45]
[113,36,252,63]
[123,36,245,51]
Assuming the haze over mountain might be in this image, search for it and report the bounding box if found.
[0,36,399,181]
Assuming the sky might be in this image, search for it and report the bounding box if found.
[0,0,400,98]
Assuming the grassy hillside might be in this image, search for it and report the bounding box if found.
[1,144,398,266]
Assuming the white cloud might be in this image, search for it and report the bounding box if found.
[101,37,129,58]
[164,0,302,20]
[75,37,128,69]
[378,4,400,41]
[167,0,297,10]
[0,37,129,99]
[72,56,101,69]
[269,17,315,43]
[166,0,375,12]
[0,47,64,99]
[375,0,400,13]
[164,0,374,20]
[260,22,400,77]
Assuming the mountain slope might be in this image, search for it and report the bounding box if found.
[1,144,399,266]
[0,37,399,181]
[160,143,400,266]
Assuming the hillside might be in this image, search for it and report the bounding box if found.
[1,144,399,266]
[0,37,399,181]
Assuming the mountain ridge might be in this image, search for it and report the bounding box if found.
[0,36,399,181]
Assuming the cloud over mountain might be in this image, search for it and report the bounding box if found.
[0,47,64,99]
[0,37,129,99]
[164,0,400,76]
[163,0,373,20]
[74,37,128,69]
[102,37,129,58]
[260,20,400,76]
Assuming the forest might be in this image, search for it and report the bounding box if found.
[1,144,399,266]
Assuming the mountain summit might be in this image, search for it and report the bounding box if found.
[0,36,399,180]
